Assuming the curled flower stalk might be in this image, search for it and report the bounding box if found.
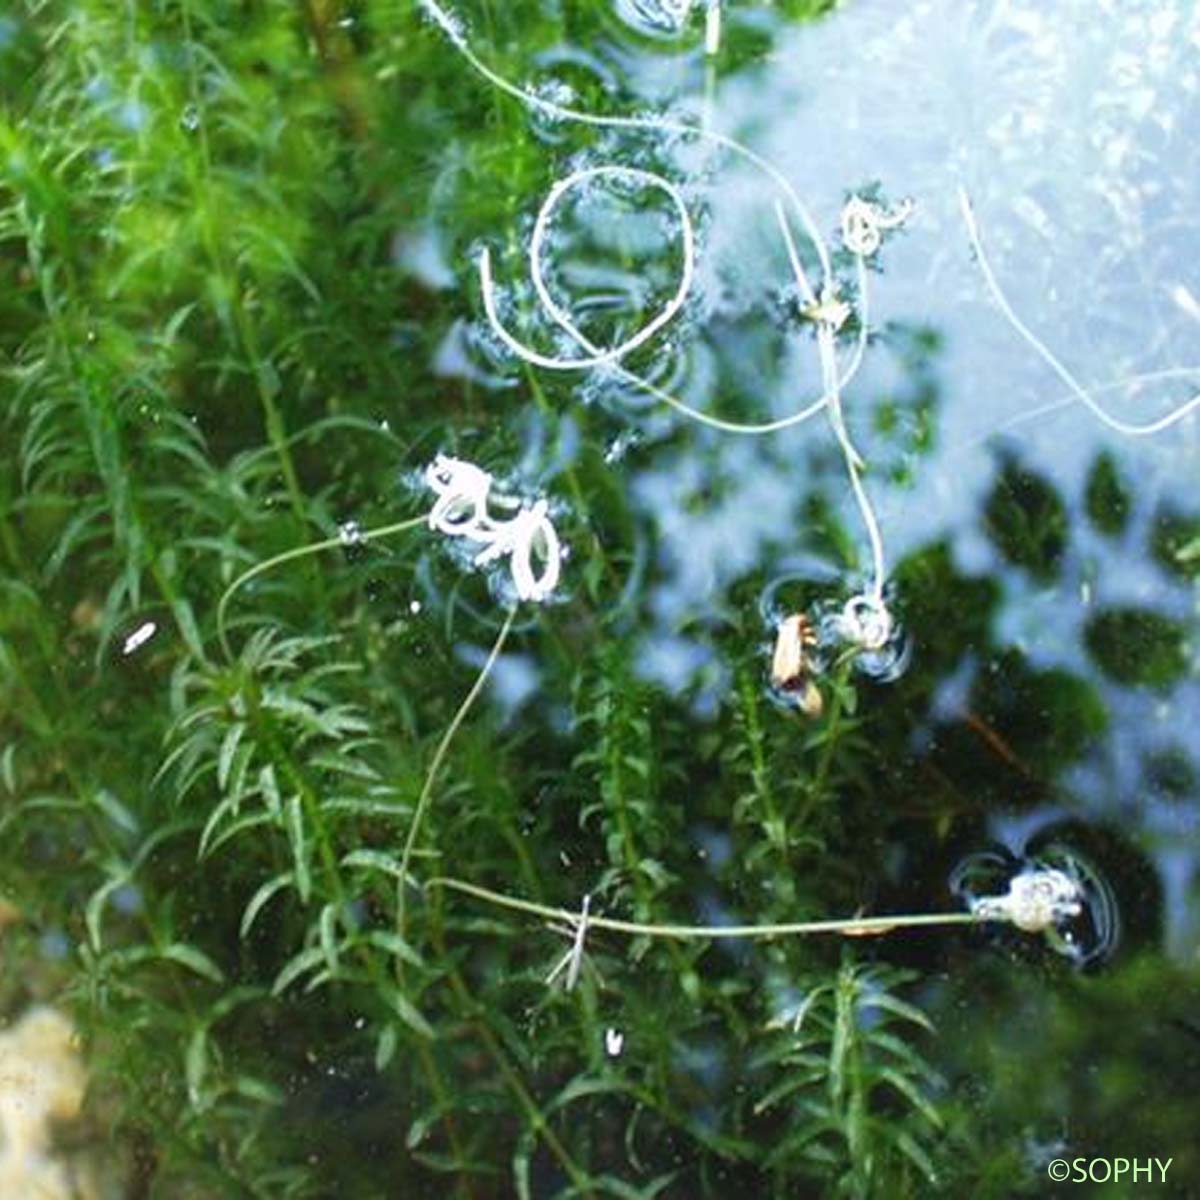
[425,454,563,603]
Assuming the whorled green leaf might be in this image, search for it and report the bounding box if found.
[239,871,295,940]
[284,794,311,903]
[161,942,225,984]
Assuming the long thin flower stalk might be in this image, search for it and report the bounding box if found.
[395,607,519,947]
[427,876,981,941]
[959,184,1200,437]
[216,514,426,660]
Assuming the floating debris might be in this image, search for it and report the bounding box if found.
[770,613,824,718]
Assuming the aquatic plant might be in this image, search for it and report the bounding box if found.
[2,0,1197,1197]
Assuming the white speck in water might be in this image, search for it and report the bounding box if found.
[122,621,157,656]
[1172,283,1200,323]
[604,431,639,464]
[339,520,363,547]
[605,1028,625,1057]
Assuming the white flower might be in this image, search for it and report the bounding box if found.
[834,592,894,652]
[971,868,1083,933]
[424,454,564,603]
[840,195,914,258]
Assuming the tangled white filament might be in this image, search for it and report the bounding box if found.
[420,0,852,434]
[416,0,833,281]
[484,169,891,608]
[425,454,563,603]
[480,164,873,435]
[480,165,694,373]
[421,0,907,641]
[959,185,1200,437]
[479,168,877,437]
